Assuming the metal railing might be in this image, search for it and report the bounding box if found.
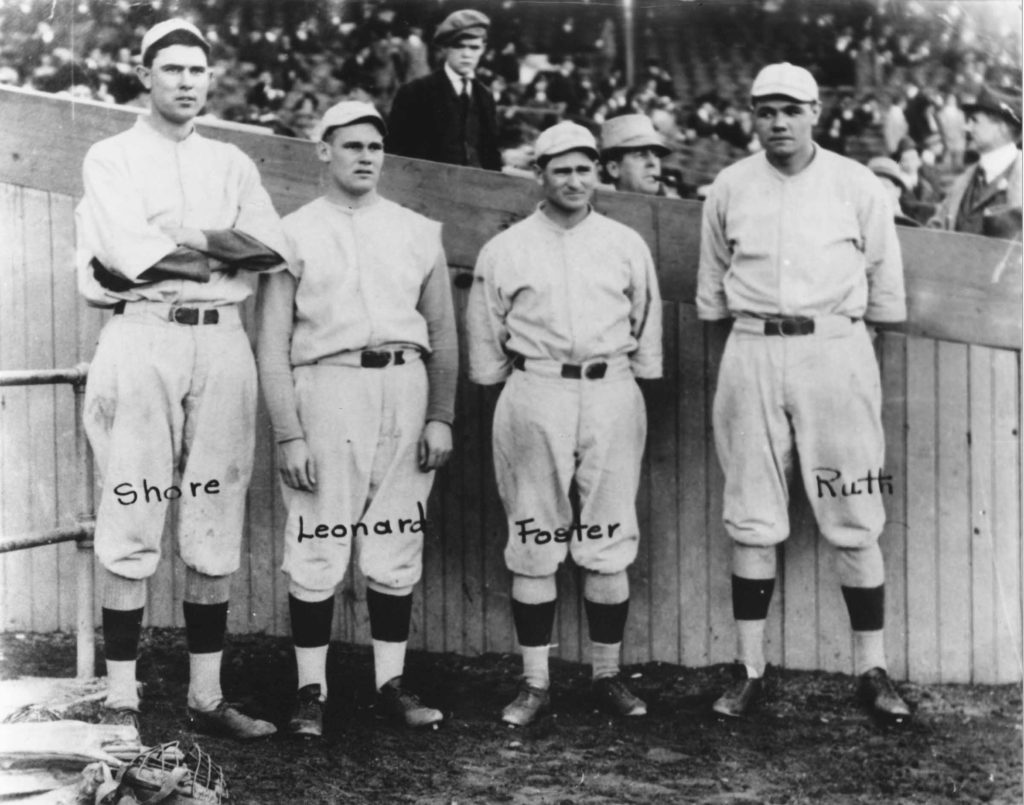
[0,363,95,678]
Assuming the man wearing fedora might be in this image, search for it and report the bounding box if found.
[599,113,677,197]
[386,9,500,170]
[929,84,1022,241]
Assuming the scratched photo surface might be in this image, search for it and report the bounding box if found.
[0,1,1021,803]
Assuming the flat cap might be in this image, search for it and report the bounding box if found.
[600,114,669,157]
[751,62,818,103]
[141,19,209,61]
[535,121,599,162]
[963,84,1022,127]
[867,157,908,192]
[434,9,490,46]
[315,100,387,141]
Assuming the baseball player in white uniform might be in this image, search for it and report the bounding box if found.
[467,121,663,726]
[697,63,910,722]
[76,19,287,739]
[257,101,458,736]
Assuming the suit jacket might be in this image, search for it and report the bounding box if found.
[930,151,1022,240]
[386,70,501,170]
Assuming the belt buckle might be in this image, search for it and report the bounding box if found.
[767,317,813,337]
[170,306,199,325]
[561,364,582,379]
[584,362,608,379]
[361,350,390,368]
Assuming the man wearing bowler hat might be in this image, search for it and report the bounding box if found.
[599,113,677,197]
[697,62,910,723]
[929,84,1022,240]
[386,9,500,170]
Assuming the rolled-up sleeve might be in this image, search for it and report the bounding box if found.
[230,155,288,267]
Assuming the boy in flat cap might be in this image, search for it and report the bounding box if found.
[386,9,500,170]
[76,18,287,740]
[929,84,1022,240]
[467,121,662,726]
[257,101,458,736]
[599,113,676,197]
[697,63,910,723]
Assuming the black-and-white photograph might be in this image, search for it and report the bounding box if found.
[0,0,1021,802]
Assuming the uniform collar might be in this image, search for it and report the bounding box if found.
[134,113,200,144]
[533,202,594,233]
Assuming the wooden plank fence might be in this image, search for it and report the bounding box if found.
[1,87,1021,683]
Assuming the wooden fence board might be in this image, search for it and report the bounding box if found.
[703,322,734,666]
[677,306,709,668]
[968,346,996,683]
[23,187,60,633]
[937,342,971,683]
[1,183,33,631]
[879,333,909,681]
[992,349,1023,683]
[905,336,940,683]
[51,192,81,633]
[648,302,681,663]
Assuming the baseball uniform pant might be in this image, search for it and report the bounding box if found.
[713,317,886,549]
[84,302,256,579]
[282,359,433,600]
[494,358,645,577]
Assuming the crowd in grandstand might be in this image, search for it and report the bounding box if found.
[0,0,1020,213]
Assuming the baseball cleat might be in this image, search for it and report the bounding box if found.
[288,684,325,738]
[100,706,141,732]
[378,677,444,728]
[187,701,277,740]
[858,667,911,724]
[712,664,763,719]
[592,675,647,717]
[501,680,551,726]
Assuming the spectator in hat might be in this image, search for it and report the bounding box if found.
[385,9,500,170]
[868,156,920,227]
[929,85,1022,240]
[599,113,677,197]
[892,137,940,223]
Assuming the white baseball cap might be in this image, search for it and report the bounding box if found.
[140,19,209,62]
[315,101,387,141]
[750,62,819,103]
[535,121,599,162]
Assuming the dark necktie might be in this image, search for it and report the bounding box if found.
[461,77,471,116]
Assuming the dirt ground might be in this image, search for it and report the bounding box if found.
[1,629,1020,805]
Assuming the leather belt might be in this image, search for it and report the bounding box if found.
[113,301,220,325]
[732,316,863,337]
[512,354,608,379]
[360,350,405,368]
[315,349,419,369]
[763,316,814,336]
